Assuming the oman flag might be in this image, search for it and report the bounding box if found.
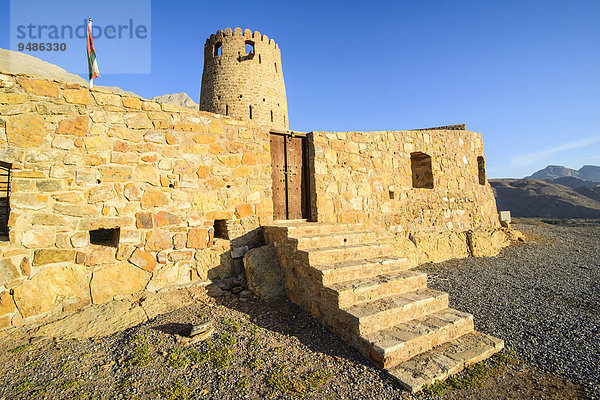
[87,19,100,81]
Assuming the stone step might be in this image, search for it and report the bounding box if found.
[323,270,428,309]
[362,308,474,369]
[340,288,449,336]
[388,331,504,393]
[281,222,367,236]
[294,231,382,250]
[306,243,393,265]
[313,256,412,286]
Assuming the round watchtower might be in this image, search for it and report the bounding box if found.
[199,28,289,130]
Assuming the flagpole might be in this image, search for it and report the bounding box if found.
[89,18,93,89]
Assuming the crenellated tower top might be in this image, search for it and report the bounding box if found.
[199,28,288,130]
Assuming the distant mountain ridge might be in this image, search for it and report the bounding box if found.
[491,178,600,218]
[528,165,600,182]
[151,93,198,109]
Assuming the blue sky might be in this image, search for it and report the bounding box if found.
[1,0,599,178]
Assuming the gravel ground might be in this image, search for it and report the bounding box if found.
[422,219,600,397]
[0,219,595,399]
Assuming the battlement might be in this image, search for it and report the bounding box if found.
[200,28,289,130]
[205,28,279,51]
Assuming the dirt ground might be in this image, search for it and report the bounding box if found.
[0,220,596,399]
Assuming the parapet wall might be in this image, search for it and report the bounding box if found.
[310,129,500,232]
[0,71,274,329]
[200,28,289,130]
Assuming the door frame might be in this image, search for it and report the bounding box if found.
[269,130,311,220]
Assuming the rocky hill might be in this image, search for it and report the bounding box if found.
[490,178,600,218]
[528,165,600,182]
[1,48,150,98]
[151,93,198,109]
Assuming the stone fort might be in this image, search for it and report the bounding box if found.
[0,28,516,391]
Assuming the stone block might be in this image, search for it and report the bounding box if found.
[187,228,208,249]
[0,259,21,286]
[125,113,153,129]
[92,92,122,106]
[35,179,63,192]
[241,152,257,165]
[10,193,48,210]
[167,250,194,262]
[85,247,116,267]
[173,233,186,249]
[467,229,510,258]
[141,189,169,209]
[173,160,193,175]
[53,203,98,217]
[12,264,90,318]
[78,217,131,231]
[6,113,47,147]
[0,291,15,316]
[0,93,27,104]
[134,164,160,186]
[128,248,157,272]
[123,183,141,201]
[136,212,154,228]
[145,229,172,252]
[108,126,143,143]
[90,262,150,304]
[196,165,209,178]
[56,116,89,136]
[146,262,192,291]
[17,77,60,98]
[235,203,253,218]
[33,249,76,266]
[99,166,133,182]
[243,244,284,301]
[116,244,135,260]
[192,134,216,144]
[63,89,90,105]
[231,245,249,259]
[144,130,166,143]
[122,97,142,109]
[155,211,181,227]
[0,316,10,329]
[86,185,116,204]
[70,232,89,248]
[21,230,55,248]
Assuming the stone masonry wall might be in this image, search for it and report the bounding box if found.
[0,71,274,329]
[310,129,501,236]
[200,28,288,130]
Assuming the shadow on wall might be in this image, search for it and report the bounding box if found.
[206,227,265,282]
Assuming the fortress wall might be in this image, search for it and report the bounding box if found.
[0,72,274,328]
[200,28,289,130]
[310,129,502,255]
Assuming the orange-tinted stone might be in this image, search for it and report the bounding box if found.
[187,228,208,249]
[136,212,154,228]
[235,203,253,218]
[6,114,46,147]
[128,248,157,272]
[196,165,209,179]
[56,116,89,136]
[155,211,181,227]
[141,189,169,208]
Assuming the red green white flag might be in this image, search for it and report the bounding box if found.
[87,19,100,81]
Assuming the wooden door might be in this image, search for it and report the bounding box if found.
[270,133,307,220]
[286,135,305,219]
[270,134,287,220]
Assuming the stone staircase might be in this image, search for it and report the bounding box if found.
[264,221,504,393]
